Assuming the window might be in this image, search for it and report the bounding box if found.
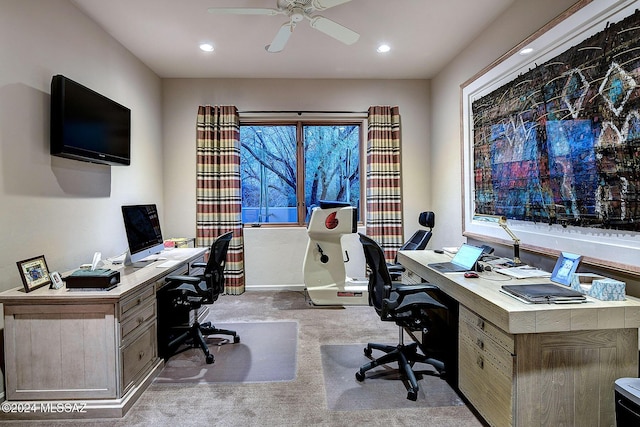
[240,121,362,225]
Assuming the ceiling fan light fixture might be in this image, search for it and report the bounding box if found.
[208,0,359,52]
[376,44,390,53]
[199,43,215,52]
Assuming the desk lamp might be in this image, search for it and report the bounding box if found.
[473,214,522,266]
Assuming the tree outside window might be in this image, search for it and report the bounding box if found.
[240,122,361,224]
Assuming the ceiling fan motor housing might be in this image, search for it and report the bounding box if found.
[290,8,305,23]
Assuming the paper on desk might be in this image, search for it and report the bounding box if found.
[442,246,459,254]
[494,266,551,279]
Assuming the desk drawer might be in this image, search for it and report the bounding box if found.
[121,301,156,340]
[154,263,190,291]
[460,331,514,427]
[188,255,205,275]
[120,285,155,319]
[121,322,157,394]
[460,305,514,353]
[459,319,513,374]
[459,305,515,427]
[402,269,424,284]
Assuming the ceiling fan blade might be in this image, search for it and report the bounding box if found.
[311,0,352,11]
[207,8,280,16]
[266,23,294,53]
[309,16,359,45]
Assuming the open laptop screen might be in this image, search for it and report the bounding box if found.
[451,244,484,269]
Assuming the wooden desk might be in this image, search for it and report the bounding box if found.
[398,250,640,427]
[0,247,206,420]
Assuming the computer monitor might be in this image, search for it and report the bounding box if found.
[121,204,165,267]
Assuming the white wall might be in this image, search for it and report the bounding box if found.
[0,0,163,294]
[162,78,431,288]
[429,0,580,251]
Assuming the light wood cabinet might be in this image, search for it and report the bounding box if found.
[0,247,207,420]
[4,303,117,401]
[459,306,514,427]
[118,282,158,394]
[397,250,640,427]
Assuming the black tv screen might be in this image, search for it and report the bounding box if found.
[50,75,131,166]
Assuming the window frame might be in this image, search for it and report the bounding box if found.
[239,117,366,227]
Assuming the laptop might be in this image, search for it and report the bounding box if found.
[428,244,484,273]
[500,283,586,304]
[500,251,586,304]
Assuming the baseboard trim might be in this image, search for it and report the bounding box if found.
[245,284,305,292]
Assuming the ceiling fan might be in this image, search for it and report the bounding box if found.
[207,0,360,53]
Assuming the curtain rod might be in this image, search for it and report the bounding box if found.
[239,110,368,115]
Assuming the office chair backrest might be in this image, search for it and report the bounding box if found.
[396,211,435,258]
[418,211,435,229]
[204,231,234,299]
[358,233,393,314]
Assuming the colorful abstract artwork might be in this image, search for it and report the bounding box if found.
[472,9,640,231]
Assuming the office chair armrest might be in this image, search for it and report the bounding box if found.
[393,284,439,294]
[165,275,201,285]
[387,264,405,272]
[382,294,400,317]
[191,262,207,269]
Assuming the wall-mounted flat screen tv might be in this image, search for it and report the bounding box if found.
[50,74,131,166]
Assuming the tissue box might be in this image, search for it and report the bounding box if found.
[570,273,626,301]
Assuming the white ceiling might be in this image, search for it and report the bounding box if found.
[71,0,516,79]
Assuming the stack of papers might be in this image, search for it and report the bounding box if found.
[494,265,551,279]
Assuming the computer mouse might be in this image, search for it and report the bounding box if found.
[464,271,479,278]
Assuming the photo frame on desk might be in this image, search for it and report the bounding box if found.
[460,0,640,274]
[49,271,64,289]
[16,255,51,293]
[550,252,583,286]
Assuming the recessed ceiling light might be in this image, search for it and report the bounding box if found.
[199,43,214,52]
[376,44,391,53]
[519,47,534,55]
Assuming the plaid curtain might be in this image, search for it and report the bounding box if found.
[366,106,403,263]
[196,105,245,295]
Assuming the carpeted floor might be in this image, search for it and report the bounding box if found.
[1,291,484,427]
[320,344,465,411]
[155,321,298,384]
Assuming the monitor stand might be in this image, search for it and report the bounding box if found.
[123,251,156,268]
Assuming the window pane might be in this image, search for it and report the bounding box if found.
[303,125,360,217]
[240,125,297,223]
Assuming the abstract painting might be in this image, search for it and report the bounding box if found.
[471,7,640,231]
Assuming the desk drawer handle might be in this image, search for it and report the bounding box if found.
[136,298,142,306]
[476,318,485,330]
[476,356,484,369]
[139,351,145,360]
[137,316,144,325]
[476,338,484,350]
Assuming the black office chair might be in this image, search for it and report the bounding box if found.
[355,233,447,401]
[387,211,435,279]
[161,231,239,364]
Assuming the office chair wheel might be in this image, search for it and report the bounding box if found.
[233,335,240,343]
[355,370,365,382]
[205,354,215,364]
[407,389,417,401]
[364,347,373,357]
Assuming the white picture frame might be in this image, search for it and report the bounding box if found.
[49,271,64,289]
[460,0,640,274]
